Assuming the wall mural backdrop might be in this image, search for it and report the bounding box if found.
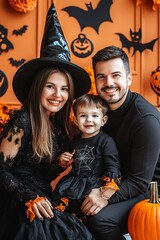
[0,0,159,104]
[60,1,159,59]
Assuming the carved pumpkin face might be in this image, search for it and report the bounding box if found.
[0,70,8,97]
[71,33,94,58]
[150,71,160,95]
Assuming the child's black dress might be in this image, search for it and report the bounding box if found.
[53,131,121,216]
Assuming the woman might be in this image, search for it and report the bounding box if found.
[0,3,93,240]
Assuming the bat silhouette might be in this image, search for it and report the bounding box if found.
[12,25,28,36]
[0,25,14,55]
[115,29,159,56]
[8,58,26,67]
[62,0,113,33]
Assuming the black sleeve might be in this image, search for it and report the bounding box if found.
[109,115,160,203]
[0,154,37,202]
[0,111,37,202]
[101,135,121,185]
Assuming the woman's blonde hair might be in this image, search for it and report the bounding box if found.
[25,67,74,161]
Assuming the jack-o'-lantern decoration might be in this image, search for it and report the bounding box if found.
[0,70,8,97]
[71,33,94,58]
[150,66,160,95]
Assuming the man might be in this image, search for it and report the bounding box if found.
[81,46,160,240]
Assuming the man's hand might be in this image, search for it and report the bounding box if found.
[81,188,108,216]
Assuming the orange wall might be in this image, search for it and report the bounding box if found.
[0,0,160,108]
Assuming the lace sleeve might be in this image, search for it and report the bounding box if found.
[0,110,37,202]
[0,153,37,202]
[0,109,31,160]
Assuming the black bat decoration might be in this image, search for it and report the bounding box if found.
[62,0,113,33]
[8,58,26,68]
[115,29,159,56]
[12,25,28,36]
[0,25,14,55]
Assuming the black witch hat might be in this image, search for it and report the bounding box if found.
[12,3,91,103]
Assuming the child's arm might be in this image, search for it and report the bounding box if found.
[58,150,75,168]
[101,134,121,199]
[100,185,118,200]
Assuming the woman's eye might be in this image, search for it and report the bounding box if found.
[46,84,53,89]
[62,87,69,91]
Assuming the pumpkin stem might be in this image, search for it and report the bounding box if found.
[150,181,159,203]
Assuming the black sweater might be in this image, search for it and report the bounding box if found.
[102,90,160,203]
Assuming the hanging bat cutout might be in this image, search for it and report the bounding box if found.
[115,28,159,56]
[12,25,28,36]
[9,58,26,68]
[62,0,113,33]
[0,25,14,55]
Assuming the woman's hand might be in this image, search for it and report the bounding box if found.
[81,188,108,216]
[32,198,54,220]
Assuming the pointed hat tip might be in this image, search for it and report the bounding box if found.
[40,2,70,61]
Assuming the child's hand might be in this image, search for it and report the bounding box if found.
[58,150,75,168]
[100,187,116,200]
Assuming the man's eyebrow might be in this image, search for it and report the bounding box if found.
[112,71,121,74]
[95,73,104,78]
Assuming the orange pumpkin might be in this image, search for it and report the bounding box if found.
[128,181,160,240]
[9,0,37,13]
[150,68,160,95]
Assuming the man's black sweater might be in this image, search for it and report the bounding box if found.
[102,90,160,202]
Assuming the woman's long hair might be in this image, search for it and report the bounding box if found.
[24,67,74,161]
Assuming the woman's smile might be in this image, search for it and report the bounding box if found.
[41,71,69,115]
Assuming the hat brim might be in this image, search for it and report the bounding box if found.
[12,57,91,103]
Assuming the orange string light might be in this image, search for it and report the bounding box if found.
[136,0,160,10]
[0,103,11,137]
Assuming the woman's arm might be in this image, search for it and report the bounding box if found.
[0,123,37,202]
[0,112,54,221]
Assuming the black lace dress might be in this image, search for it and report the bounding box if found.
[0,109,94,240]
